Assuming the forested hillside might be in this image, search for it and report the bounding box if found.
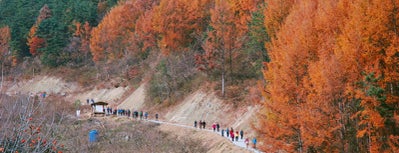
[258,0,399,152]
[0,0,117,66]
[0,0,268,104]
[0,0,398,152]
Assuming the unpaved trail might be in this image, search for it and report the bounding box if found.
[146,119,262,153]
[5,75,262,152]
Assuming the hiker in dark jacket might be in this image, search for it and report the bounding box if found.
[139,111,143,119]
[240,130,244,139]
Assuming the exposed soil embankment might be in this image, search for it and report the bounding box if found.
[5,75,260,152]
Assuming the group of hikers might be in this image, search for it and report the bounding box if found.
[86,98,95,104]
[86,98,256,150]
[28,91,47,99]
[193,120,208,129]
[194,120,257,149]
[86,98,158,120]
[106,107,159,120]
[105,107,149,119]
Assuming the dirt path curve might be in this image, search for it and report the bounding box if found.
[145,119,262,153]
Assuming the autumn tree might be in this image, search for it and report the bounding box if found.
[27,4,51,56]
[0,26,10,58]
[126,0,160,56]
[0,26,10,90]
[244,3,269,78]
[198,0,258,97]
[263,0,296,38]
[72,21,92,63]
[258,0,399,152]
[335,0,399,152]
[90,0,154,62]
[1,0,108,66]
[1,0,47,65]
[0,95,66,152]
[150,0,211,54]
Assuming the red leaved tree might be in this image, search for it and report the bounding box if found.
[73,21,92,61]
[150,0,211,54]
[0,26,10,59]
[259,0,399,152]
[27,4,51,56]
[199,0,258,97]
[0,26,11,90]
[90,0,151,62]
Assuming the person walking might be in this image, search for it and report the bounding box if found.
[144,112,148,119]
[226,128,230,137]
[202,121,206,129]
[212,123,216,132]
[216,123,220,132]
[221,129,224,137]
[194,120,197,128]
[240,130,244,139]
[230,131,235,141]
[235,131,239,141]
[252,137,257,149]
[244,138,249,148]
[199,120,202,129]
[155,113,159,120]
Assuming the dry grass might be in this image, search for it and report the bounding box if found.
[60,118,207,153]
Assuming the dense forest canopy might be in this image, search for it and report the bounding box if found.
[0,0,398,152]
[0,0,117,66]
[259,0,399,152]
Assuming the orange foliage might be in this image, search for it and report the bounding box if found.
[90,0,156,62]
[263,0,296,38]
[74,21,92,54]
[336,0,399,152]
[200,0,258,71]
[27,4,51,56]
[27,31,45,56]
[260,0,399,152]
[151,0,211,54]
[0,26,11,57]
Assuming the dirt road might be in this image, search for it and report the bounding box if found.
[147,119,261,153]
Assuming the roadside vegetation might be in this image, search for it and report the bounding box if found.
[0,94,207,152]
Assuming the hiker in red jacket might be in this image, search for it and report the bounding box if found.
[244,138,249,148]
[230,128,234,141]
[230,131,235,141]
[212,123,216,131]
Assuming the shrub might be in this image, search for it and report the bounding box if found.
[0,95,66,152]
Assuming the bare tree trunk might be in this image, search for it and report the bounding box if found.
[339,99,347,153]
[0,62,3,91]
[222,49,225,98]
[297,105,304,153]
